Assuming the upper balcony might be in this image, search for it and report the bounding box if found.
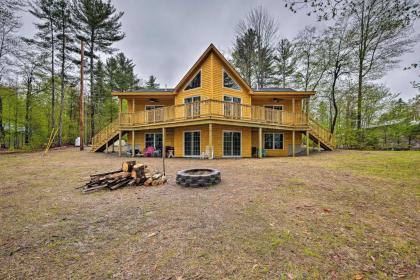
[118,99,309,130]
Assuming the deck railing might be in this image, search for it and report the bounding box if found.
[119,99,309,127]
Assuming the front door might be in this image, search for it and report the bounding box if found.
[223,131,241,157]
[184,131,200,156]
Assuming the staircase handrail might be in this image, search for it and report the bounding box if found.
[92,120,119,149]
[309,117,336,148]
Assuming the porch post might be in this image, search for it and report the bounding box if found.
[131,130,135,157]
[318,139,321,152]
[258,127,263,158]
[162,127,166,158]
[306,98,310,124]
[132,98,135,113]
[118,130,122,157]
[105,141,108,153]
[208,123,213,159]
[306,130,310,156]
[292,130,295,157]
[292,98,295,125]
[118,98,122,125]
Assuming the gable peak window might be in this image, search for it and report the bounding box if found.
[223,70,240,90]
[185,71,201,91]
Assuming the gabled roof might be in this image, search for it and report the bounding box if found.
[174,43,252,92]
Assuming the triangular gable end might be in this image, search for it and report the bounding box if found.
[174,44,252,93]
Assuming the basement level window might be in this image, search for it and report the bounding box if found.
[223,70,240,90]
[264,133,284,150]
[185,71,201,90]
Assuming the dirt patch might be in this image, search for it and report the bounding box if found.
[0,148,419,279]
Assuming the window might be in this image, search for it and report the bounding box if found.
[264,105,283,122]
[223,70,240,90]
[185,71,201,90]
[223,131,241,156]
[264,133,283,149]
[145,105,163,110]
[224,95,241,118]
[264,105,283,111]
[184,96,201,118]
[145,105,164,122]
[184,131,200,156]
[224,95,241,103]
[145,133,162,150]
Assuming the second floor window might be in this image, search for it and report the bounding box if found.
[185,71,201,90]
[223,70,240,90]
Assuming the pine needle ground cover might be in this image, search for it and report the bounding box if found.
[0,149,418,279]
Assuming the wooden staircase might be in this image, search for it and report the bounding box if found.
[91,120,120,152]
[308,118,336,151]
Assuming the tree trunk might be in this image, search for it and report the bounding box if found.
[14,88,18,148]
[58,20,66,146]
[25,78,32,145]
[0,95,4,146]
[89,34,95,143]
[51,26,56,132]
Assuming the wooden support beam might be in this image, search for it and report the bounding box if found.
[306,131,310,156]
[208,123,213,159]
[131,130,135,158]
[258,127,262,158]
[118,131,122,157]
[118,98,122,125]
[292,130,295,157]
[105,141,108,153]
[318,139,321,152]
[132,99,135,113]
[162,127,166,158]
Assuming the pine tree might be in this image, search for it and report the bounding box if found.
[145,75,159,89]
[273,39,297,88]
[27,0,58,132]
[73,0,124,141]
[54,0,75,146]
[232,28,257,87]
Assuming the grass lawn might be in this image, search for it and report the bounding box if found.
[0,148,419,279]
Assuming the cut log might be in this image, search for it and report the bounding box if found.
[131,164,145,179]
[110,178,132,190]
[152,173,162,180]
[122,161,136,172]
[90,169,122,177]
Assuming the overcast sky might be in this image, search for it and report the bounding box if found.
[19,0,419,99]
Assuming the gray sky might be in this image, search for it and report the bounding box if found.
[20,0,419,99]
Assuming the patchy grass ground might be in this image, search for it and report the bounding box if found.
[0,148,419,279]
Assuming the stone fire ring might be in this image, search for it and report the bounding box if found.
[176,168,221,187]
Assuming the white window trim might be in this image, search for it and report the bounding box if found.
[222,68,241,91]
[263,132,284,150]
[222,130,242,158]
[144,132,163,149]
[183,130,201,157]
[184,69,202,91]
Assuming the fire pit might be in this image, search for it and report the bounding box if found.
[176,168,221,187]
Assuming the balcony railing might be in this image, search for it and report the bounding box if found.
[119,99,309,127]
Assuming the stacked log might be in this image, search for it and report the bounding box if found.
[80,161,166,193]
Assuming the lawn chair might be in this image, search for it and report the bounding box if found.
[144,146,155,157]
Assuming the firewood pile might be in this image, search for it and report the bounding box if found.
[80,161,167,193]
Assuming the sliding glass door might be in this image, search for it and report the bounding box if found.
[223,131,241,157]
[184,131,200,156]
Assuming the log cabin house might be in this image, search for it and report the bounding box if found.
[91,44,335,158]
